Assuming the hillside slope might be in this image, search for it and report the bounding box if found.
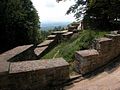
[42,30,108,62]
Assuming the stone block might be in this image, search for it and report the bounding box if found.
[34,46,48,57]
[95,37,112,53]
[52,30,68,35]
[37,40,54,47]
[105,34,120,42]
[75,49,99,74]
[62,32,73,39]
[0,45,33,62]
[47,35,56,40]
[9,58,69,89]
[0,61,10,75]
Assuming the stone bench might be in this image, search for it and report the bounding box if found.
[8,58,69,90]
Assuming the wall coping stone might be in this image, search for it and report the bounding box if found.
[37,40,54,47]
[76,49,99,57]
[96,37,112,43]
[34,46,48,56]
[0,45,33,75]
[9,58,69,74]
[62,32,73,36]
[105,34,120,39]
[47,35,56,38]
[52,30,68,35]
[0,45,33,62]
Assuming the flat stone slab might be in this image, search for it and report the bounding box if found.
[76,49,99,57]
[105,34,120,38]
[111,31,118,34]
[37,40,54,47]
[47,35,56,38]
[52,30,68,35]
[34,46,48,56]
[62,32,73,36]
[0,45,33,62]
[96,37,112,43]
[9,58,69,74]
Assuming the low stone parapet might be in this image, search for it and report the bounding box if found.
[75,31,120,74]
[0,58,69,90]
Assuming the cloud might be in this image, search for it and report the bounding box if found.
[31,0,75,22]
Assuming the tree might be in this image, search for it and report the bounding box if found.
[0,0,40,52]
[63,0,120,30]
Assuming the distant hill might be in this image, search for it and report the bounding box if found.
[41,22,70,31]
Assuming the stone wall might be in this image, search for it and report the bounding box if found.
[0,58,69,90]
[75,31,120,74]
[0,38,69,90]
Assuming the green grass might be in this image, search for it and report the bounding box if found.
[42,29,109,62]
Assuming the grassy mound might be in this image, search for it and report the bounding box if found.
[42,30,108,62]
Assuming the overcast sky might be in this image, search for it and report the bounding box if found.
[31,0,75,23]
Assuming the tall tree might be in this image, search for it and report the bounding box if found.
[65,0,120,30]
[0,0,40,52]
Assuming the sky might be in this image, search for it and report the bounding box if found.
[31,0,75,23]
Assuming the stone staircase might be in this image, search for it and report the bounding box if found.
[75,31,120,74]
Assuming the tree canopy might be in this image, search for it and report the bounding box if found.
[66,0,120,30]
[0,0,40,52]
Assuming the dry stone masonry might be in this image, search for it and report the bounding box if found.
[75,31,120,74]
[0,58,69,90]
[0,22,81,90]
[0,34,69,90]
[9,58,69,90]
